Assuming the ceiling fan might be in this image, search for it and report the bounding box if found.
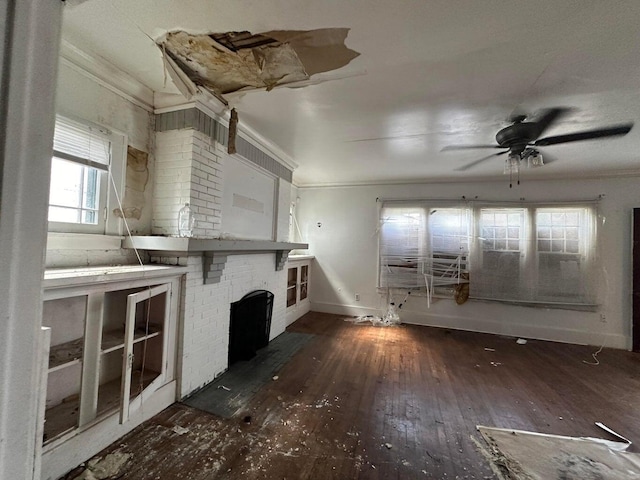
[442,108,633,181]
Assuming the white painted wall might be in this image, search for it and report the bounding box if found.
[221,155,275,240]
[46,58,155,269]
[277,179,292,242]
[296,176,640,349]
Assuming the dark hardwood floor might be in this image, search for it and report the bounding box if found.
[65,312,640,479]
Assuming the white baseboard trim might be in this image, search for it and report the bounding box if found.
[310,301,630,349]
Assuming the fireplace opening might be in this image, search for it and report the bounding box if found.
[228,290,274,364]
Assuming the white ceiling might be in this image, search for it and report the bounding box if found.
[62,0,640,186]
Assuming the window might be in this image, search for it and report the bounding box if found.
[379,206,427,288]
[49,116,125,234]
[535,208,595,302]
[378,200,599,308]
[379,205,469,291]
[474,209,526,301]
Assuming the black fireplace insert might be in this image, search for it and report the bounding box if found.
[228,290,274,364]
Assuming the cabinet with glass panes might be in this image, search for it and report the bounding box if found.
[285,256,312,325]
[41,266,185,464]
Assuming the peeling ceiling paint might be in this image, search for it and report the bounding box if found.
[159,28,360,96]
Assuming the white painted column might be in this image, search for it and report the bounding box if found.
[0,1,62,479]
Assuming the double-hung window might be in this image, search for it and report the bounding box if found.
[378,200,599,308]
[379,204,470,292]
[379,206,427,288]
[535,207,596,303]
[474,208,527,301]
[48,116,124,234]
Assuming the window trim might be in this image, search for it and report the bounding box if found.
[48,115,126,235]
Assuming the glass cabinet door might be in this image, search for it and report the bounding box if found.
[42,295,88,443]
[120,283,170,423]
[287,267,298,307]
[300,265,309,301]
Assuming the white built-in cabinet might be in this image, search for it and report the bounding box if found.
[40,265,186,479]
[286,256,313,325]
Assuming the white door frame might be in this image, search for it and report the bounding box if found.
[0,1,63,479]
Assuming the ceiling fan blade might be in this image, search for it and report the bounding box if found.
[532,107,571,138]
[534,123,633,146]
[454,150,508,171]
[441,144,502,151]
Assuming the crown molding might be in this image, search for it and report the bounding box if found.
[59,40,154,111]
[295,167,640,189]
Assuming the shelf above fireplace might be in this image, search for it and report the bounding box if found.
[121,236,309,284]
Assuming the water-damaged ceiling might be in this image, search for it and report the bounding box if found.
[160,28,359,96]
[61,0,640,186]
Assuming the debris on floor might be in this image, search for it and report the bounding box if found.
[71,451,132,480]
[476,425,640,479]
[516,338,528,345]
[346,313,400,327]
[171,425,190,435]
[484,348,496,352]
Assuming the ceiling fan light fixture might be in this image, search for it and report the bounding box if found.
[504,152,521,175]
[528,151,544,168]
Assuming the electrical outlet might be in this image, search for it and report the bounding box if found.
[355,293,360,301]
[600,313,607,323]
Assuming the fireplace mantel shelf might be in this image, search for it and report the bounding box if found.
[122,236,308,284]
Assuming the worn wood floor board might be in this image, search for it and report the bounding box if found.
[64,312,640,480]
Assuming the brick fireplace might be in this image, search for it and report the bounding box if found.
[143,101,306,398]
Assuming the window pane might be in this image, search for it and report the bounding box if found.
[507,240,520,251]
[538,239,551,252]
[82,210,98,225]
[537,212,551,225]
[551,227,564,239]
[49,158,84,208]
[566,240,579,254]
[565,212,579,225]
[83,168,99,210]
[566,227,579,240]
[551,212,565,224]
[49,157,101,225]
[49,206,80,223]
[538,227,550,239]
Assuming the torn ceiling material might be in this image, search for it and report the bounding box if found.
[158,28,360,96]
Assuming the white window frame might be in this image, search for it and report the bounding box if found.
[48,115,126,235]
